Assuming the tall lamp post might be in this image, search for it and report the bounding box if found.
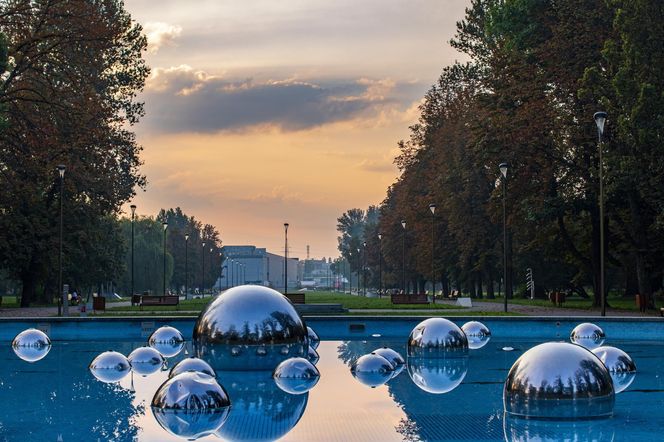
[162,221,168,296]
[377,233,383,297]
[401,220,406,294]
[201,241,206,296]
[362,241,367,296]
[218,252,223,292]
[130,204,136,297]
[185,233,189,298]
[499,162,509,313]
[284,223,289,294]
[209,247,214,291]
[429,203,436,300]
[594,111,608,317]
[356,247,361,295]
[57,165,65,316]
[229,259,234,288]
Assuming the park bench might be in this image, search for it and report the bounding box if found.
[139,295,179,310]
[285,293,305,304]
[391,294,430,305]
[92,296,106,312]
[549,291,566,307]
[131,294,142,306]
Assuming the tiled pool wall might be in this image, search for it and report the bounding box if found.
[0,316,662,341]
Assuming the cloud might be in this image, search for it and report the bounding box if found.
[140,66,416,134]
[143,22,183,53]
[355,158,397,173]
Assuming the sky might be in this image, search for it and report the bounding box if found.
[124,0,470,259]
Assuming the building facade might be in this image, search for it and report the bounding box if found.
[219,245,299,291]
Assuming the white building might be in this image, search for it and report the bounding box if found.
[220,245,299,291]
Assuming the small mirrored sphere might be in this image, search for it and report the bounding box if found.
[307,346,320,365]
[89,351,131,383]
[193,285,308,371]
[11,328,51,363]
[592,346,637,393]
[504,342,615,419]
[169,357,216,379]
[350,353,394,388]
[148,326,185,358]
[570,322,606,350]
[273,357,320,394]
[153,408,230,441]
[407,318,468,358]
[307,326,320,349]
[152,371,231,410]
[128,346,165,376]
[407,356,468,394]
[461,321,492,350]
[373,347,405,369]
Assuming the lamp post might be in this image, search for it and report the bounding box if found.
[284,223,289,294]
[229,259,234,287]
[218,252,223,292]
[429,203,436,300]
[499,162,509,313]
[57,165,65,316]
[356,247,361,295]
[401,220,406,294]
[594,111,608,317]
[202,241,206,296]
[162,221,168,296]
[362,241,367,296]
[185,233,189,298]
[209,247,214,291]
[378,233,383,298]
[130,204,136,297]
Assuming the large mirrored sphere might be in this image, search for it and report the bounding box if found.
[307,326,320,349]
[407,318,468,358]
[89,351,131,383]
[373,347,405,369]
[273,357,320,395]
[461,321,492,350]
[152,371,231,410]
[504,342,615,419]
[169,357,216,379]
[193,285,308,371]
[592,345,637,393]
[570,322,606,350]
[407,356,468,394]
[153,408,230,441]
[307,346,320,365]
[148,326,185,358]
[11,328,52,363]
[350,353,394,388]
[128,346,165,376]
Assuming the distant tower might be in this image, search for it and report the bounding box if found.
[306,245,310,260]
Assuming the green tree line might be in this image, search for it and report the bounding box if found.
[337,0,664,306]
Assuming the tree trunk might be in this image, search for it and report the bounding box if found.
[506,231,514,299]
[20,269,37,307]
[476,273,483,299]
[628,192,654,307]
[486,271,495,299]
[623,257,639,297]
[441,273,450,298]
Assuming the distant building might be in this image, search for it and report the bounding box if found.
[219,245,299,291]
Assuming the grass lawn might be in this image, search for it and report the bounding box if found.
[478,294,656,311]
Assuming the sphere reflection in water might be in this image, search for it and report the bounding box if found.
[503,412,615,442]
[461,321,491,350]
[153,408,230,441]
[89,351,131,383]
[407,318,468,358]
[11,328,52,363]
[407,356,468,394]
[273,357,320,395]
[214,371,308,441]
[570,322,606,350]
[350,353,394,388]
[373,347,405,369]
[504,342,614,419]
[128,346,165,376]
[169,357,216,379]
[307,326,320,349]
[193,285,308,371]
[592,345,637,393]
[148,326,185,358]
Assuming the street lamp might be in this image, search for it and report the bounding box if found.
[594,111,608,317]
[130,204,136,298]
[284,223,289,294]
[209,247,214,291]
[499,162,509,313]
[57,165,65,316]
[202,241,206,296]
[218,252,223,292]
[429,203,436,300]
[377,233,383,298]
[362,241,367,296]
[401,220,406,294]
[229,259,234,287]
[162,221,168,296]
[185,233,189,298]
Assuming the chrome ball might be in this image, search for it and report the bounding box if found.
[128,346,165,376]
[307,346,320,365]
[148,326,185,358]
[372,347,405,369]
[570,322,605,350]
[350,353,394,388]
[407,356,468,394]
[152,371,231,410]
[273,357,320,395]
[11,328,51,363]
[307,326,320,349]
[407,318,468,357]
[193,285,308,371]
[592,345,637,393]
[504,342,615,419]
[89,351,131,383]
[462,321,491,350]
[169,357,216,379]
[153,408,230,441]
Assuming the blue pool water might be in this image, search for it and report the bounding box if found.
[1,317,663,441]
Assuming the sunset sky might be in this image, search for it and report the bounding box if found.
[124,0,469,259]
